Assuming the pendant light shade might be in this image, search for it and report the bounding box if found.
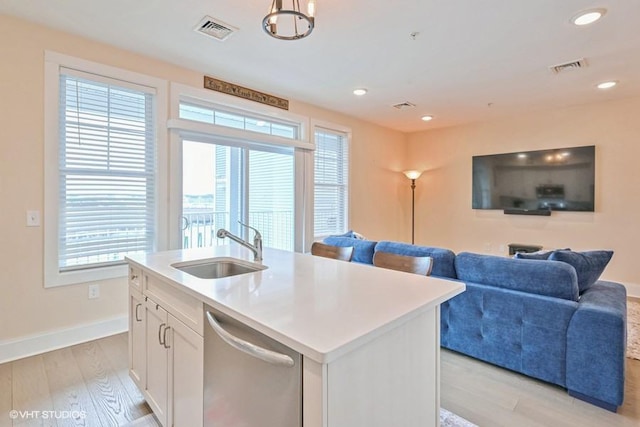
[263,0,316,40]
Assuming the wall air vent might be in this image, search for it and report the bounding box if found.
[392,101,416,110]
[194,16,238,41]
[549,58,588,74]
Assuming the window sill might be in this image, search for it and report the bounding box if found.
[44,263,127,288]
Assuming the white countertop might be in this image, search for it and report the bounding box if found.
[126,246,465,363]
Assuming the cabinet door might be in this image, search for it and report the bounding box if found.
[168,314,204,427]
[145,297,169,427]
[129,288,146,390]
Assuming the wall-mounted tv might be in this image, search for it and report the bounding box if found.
[472,145,595,214]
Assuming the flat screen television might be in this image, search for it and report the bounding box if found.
[472,145,595,213]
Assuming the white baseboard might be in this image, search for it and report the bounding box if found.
[0,315,127,364]
[625,282,640,299]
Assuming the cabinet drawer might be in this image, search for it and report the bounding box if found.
[144,273,204,336]
[129,265,142,291]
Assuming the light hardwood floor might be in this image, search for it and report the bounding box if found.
[1,332,638,426]
[442,349,639,427]
[0,334,159,427]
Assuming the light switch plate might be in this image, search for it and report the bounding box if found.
[88,284,100,299]
[26,210,40,227]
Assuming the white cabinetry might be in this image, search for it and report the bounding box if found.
[144,297,169,424]
[127,247,461,427]
[128,267,203,427]
[128,286,146,390]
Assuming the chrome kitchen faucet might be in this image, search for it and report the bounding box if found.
[216,222,263,262]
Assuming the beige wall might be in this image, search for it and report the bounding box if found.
[0,14,407,345]
[407,97,640,294]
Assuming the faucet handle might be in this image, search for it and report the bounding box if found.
[238,221,262,240]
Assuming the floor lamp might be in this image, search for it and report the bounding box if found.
[403,170,422,244]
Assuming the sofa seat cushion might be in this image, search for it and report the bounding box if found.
[374,241,457,279]
[322,236,377,264]
[455,252,579,301]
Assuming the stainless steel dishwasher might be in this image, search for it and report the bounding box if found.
[203,305,302,427]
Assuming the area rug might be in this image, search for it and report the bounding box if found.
[628,298,640,360]
[441,408,477,427]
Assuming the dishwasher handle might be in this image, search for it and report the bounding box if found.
[206,311,295,368]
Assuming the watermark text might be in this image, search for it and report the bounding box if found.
[9,410,87,420]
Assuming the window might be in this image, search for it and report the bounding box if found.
[248,149,295,250]
[181,140,295,252]
[45,53,166,287]
[170,88,308,252]
[314,127,349,239]
[179,101,298,139]
[57,71,156,271]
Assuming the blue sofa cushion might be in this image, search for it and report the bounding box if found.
[549,250,614,293]
[330,230,364,239]
[374,241,457,279]
[455,252,579,301]
[514,248,570,260]
[322,236,377,264]
[514,251,553,260]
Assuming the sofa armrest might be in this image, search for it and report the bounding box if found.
[566,280,627,411]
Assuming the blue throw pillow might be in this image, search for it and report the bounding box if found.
[514,248,570,260]
[323,236,377,264]
[514,251,553,260]
[548,250,613,293]
[330,230,365,239]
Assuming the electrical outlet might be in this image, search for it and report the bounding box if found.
[88,284,100,299]
[26,210,40,227]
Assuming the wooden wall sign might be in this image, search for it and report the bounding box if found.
[203,76,289,110]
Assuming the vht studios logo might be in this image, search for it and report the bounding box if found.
[9,410,87,420]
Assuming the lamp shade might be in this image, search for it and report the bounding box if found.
[403,170,422,180]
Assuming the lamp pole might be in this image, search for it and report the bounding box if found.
[403,170,423,245]
[410,178,416,244]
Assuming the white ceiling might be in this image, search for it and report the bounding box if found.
[1,0,639,132]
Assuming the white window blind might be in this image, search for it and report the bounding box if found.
[314,128,349,238]
[249,149,295,251]
[58,70,156,271]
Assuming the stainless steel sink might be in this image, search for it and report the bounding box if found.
[171,258,267,279]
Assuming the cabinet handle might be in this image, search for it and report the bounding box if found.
[158,323,166,346]
[163,326,171,349]
[131,273,138,281]
[206,311,294,368]
[135,303,142,322]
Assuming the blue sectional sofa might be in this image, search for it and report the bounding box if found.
[323,236,627,412]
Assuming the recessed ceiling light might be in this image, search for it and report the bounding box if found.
[571,8,606,26]
[597,81,617,89]
[421,115,434,122]
[353,88,368,96]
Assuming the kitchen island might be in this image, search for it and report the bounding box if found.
[126,246,464,427]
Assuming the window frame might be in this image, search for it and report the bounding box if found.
[44,51,168,287]
[167,83,313,253]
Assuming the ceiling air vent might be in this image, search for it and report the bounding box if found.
[392,101,416,110]
[194,16,238,41]
[549,58,588,74]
